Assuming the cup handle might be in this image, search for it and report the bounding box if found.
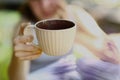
[23,25,33,45]
[24,24,35,36]
[24,25,40,47]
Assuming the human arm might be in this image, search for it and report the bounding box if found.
[9,23,42,80]
[71,6,120,64]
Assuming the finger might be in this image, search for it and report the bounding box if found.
[100,50,119,64]
[15,50,42,57]
[19,23,31,35]
[106,41,118,53]
[14,35,33,44]
[19,54,41,60]
[101,56,119,64]
[105,42,119,61]
[14,44,41,52]
[21,23,31,28]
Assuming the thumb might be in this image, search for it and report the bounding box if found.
[18,23,31,35]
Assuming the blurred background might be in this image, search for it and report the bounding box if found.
[0,0,120,80]
[0,0,120,33]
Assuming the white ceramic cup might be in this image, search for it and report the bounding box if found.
[24,19,76,56]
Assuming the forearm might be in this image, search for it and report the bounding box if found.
[75,30,106,54]
[9,22,30,80]
[73,6,120,63]
[74,7,107,53]
[75,30,120,64]
[9,55,30,80]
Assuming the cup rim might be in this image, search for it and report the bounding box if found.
[35,19,76,31]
